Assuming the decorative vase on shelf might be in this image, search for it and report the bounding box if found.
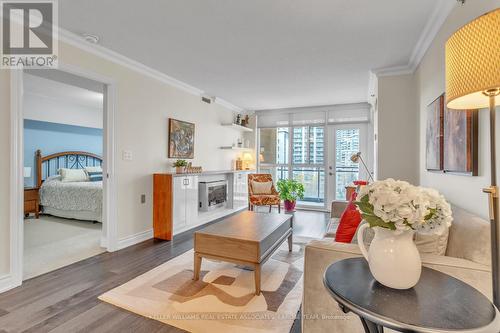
[357,224,421,289]
[354,178,453,290]
[175,166,184,174]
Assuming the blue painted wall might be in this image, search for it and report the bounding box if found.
[24,119,103,187]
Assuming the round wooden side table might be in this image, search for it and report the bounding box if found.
[323,258,500,333]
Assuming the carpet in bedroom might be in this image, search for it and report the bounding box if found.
[23,215,105,280]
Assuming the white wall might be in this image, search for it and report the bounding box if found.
[0,41,249,281]
[416,1,499,219]
[23,73,104,128]
[377,74,419,184]
[24,92,103,129]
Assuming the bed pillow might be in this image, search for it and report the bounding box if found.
[86,171,103,182]
[84,166,103,181]
[252,181,273,194]
[84,166,102,173]
[59,168,87,182]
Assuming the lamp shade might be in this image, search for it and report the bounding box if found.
[445,9,500,110]
[242,152,253,161]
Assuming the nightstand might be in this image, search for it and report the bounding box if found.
[24,187,40,218]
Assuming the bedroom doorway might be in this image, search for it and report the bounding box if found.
[22,70,106,279]
[10,63,117,285]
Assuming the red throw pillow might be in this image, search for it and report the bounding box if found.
[335,192,362,243]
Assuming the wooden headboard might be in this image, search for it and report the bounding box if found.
[35,150,103,188]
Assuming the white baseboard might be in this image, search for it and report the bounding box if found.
[0,274,19,294]
[100,235,108,249]
[116,229,153,250]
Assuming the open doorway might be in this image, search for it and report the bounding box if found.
[21,69,106,279]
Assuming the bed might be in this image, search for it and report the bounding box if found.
[36,150,103,222]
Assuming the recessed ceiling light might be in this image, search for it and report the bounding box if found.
[82,34,99,44]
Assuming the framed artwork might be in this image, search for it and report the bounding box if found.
[426,94,444,171]
[168,118,195,159]
[443,106,478,175]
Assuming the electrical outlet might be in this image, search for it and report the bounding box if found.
[141,194,146,204]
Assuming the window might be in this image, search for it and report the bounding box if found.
[292,167,325,203]
[259,127,289,164]
[292,126,324,205]
[259,125,325,206]
[292,126,324,164]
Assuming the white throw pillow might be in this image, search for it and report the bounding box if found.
[84,166,102,173]
[59,168,88,182]
[252,181,273,194]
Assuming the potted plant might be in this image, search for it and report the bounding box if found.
[173,159,188,173]
[277,179,305,212]
[355,178,452,289]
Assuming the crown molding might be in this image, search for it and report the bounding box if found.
[372,65,414,77]
[407,0,456,71]
[372,0,456,77]
[57,28,245,113]
[213,97,245,113]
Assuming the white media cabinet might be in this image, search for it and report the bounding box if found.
[153,170,253,240]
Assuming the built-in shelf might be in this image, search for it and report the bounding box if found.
[219,146,252,150]
[221,123,253,132]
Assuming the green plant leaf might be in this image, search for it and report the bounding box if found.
[354,201,374,215]
[173,159,187,167]
[424,208,437,220]
[360,194,369,203]
[277,179,305,201]
[362,214,396,230]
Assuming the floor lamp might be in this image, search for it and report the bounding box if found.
[445,8,500,307]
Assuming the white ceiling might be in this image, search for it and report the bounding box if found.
[58,0,452,110]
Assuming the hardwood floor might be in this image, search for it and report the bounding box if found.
[0,210,328,333]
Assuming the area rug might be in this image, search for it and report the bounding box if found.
[99,239,310,333]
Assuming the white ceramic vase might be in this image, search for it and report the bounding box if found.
[357,224,422,289]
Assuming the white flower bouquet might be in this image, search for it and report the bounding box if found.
[355,178,453,235]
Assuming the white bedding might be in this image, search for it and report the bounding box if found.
[40,176,103,222]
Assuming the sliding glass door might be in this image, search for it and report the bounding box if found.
[327,124,368,203]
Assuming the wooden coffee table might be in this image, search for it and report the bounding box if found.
[193,211,293,295]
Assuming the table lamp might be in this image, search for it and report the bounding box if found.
[445,8,500,307]
[242,152,253,170]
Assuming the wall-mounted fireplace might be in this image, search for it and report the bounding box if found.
[199,180,228,211]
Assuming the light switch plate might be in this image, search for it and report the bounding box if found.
[122,150,133,161]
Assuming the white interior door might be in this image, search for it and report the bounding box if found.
[327,124,368,204]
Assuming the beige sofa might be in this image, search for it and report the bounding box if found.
[302,201,493,332]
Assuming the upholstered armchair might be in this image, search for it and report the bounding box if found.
[247,174,281,213]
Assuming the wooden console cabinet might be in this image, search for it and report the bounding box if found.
[153,174,198,240]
